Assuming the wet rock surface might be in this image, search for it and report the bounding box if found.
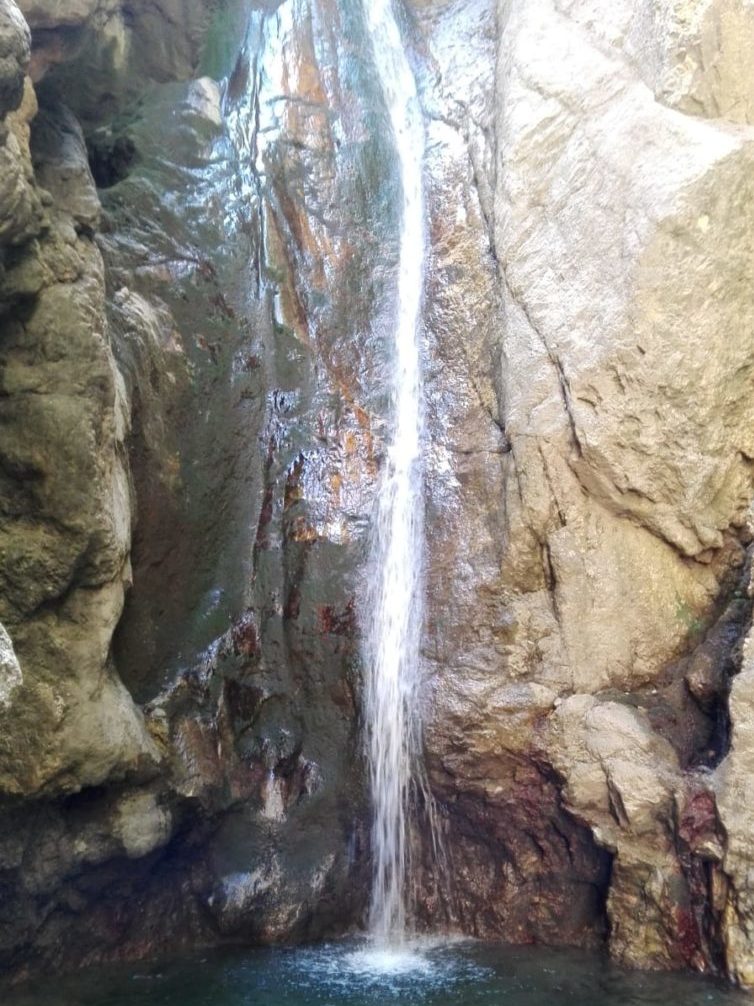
[1,0,754,990]
[0,0,376,979]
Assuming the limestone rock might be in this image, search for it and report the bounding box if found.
[3,0,754,986]
[32,100,100,230]
[556,0,754,124]
[548,697,696,968]
[715,627,754,985]
[0,621,21,708]
[496,0,754,574]
[18,0,225,122]
[0,2,43,253]
[112,790,173,859]
[424,0,754,977]
[0,64,154,796]
[0,0,28,113]
[0,0,373,973]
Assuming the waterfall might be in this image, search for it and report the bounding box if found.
[363,0,427,946]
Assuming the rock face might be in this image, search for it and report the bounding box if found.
[0,0,371,978]
[421,0,754,980]
[2,0,754,990]
[18,0,223,109]
[716,625,754,986]
[0,6,155,806]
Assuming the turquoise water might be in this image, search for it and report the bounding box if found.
[5,940,750,1006]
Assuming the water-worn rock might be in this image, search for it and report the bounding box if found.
[0,0,219,975]
[0,622,21,707]
[494,0,754,670]
[100,0,389,947]
[0,0,28,111]
[548,697,694,969]
[557,0,754,124]
[408,0,611,947]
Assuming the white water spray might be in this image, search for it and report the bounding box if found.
[362,0,427,947]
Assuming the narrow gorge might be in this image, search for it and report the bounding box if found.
[1,0,754,1001]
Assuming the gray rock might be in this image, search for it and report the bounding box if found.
[0,0,29,115]
[0,3,42,251]
[0,621,21,708]
[715,622,754,985]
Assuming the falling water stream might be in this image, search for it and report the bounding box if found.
[361,0,428,949]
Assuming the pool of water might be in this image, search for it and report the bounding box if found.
[6,939,750,1006]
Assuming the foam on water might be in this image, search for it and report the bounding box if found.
[344,946,434,977]
[342,935,479,981]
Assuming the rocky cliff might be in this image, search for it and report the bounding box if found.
[0,0,370,979]
[423,0,754,982]
[1,0,754,989]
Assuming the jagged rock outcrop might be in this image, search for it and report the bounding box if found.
[0,0,191,973]
[558,0,754,124]
[0,0,157,799]
[0,101,158,797]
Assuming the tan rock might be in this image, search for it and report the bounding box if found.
[550,697,680,842]
[112,790,172,859]
[0,577,161,795]
[0,3,43,249]
[556,0,754,124]
[489,0,754,686]
[426,0,754,972]
[0,45,156,795]
[32,102,100,230]
[715,628,754,985]
[0,0,29,112]
[548,697,695,967]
